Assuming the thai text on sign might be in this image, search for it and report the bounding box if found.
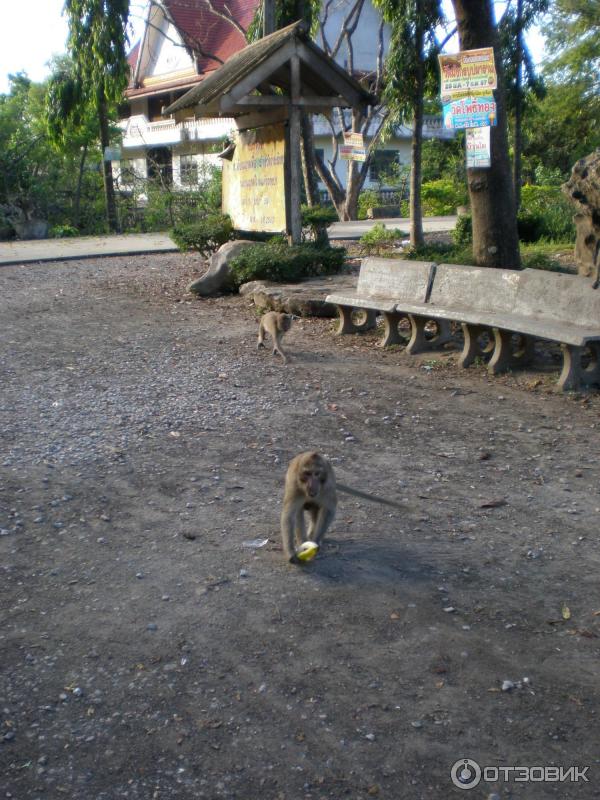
[222,124,286,233]
[466,127,491,168]
[438,48,497,95]
[443,94,497,130]
[340,131,367,162]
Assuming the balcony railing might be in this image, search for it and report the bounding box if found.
[119,115,235,148]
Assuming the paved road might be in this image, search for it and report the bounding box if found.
[0,216,457,266]
[0,232,179,267]
[328,215,457,239]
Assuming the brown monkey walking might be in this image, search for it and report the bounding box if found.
[280,451,404,563]
[257,311,293,364]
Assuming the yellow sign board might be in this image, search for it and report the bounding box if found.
[222,124,286,233]
[438,48,497,96]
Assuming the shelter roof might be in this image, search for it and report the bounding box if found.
[164,21,377,119]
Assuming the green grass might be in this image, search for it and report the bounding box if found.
[400,240,574,273]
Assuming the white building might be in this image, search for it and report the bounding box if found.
[117,0,453,196]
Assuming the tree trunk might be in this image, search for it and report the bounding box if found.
[300,112,320,207]
[513,0,524,210]
[74,143,88,229]
[451,0,521,268]
[98,90,119,233]
[410,4,425,248]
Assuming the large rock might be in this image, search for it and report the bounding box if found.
[188,239,261,296]
[562,149,600,278]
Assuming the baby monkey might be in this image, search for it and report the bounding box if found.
[280,451,403,563]
[257,311,293,364]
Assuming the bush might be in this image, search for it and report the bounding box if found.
[227,241,346,290]
[519,185,575,242]
[421,179,467,216]
[453,213,472,246]
[358,189,381,220]
[50,224,79,238]
[170,214,233,258]
[359,222,406,255]
[301,204,338,240]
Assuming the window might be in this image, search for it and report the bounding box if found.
[180,155,198,186]
[369,150,398,183]
[147,95,169,121]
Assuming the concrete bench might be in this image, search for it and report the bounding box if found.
[421,264,600,391]
[326,258,451,351]
[328,258,600,391]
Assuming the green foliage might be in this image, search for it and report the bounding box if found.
[117,165,224,233]
[520,250,566,271]
[227,242,346,290]
[420,179,467,216]
[359,223,406,255]
[64,0,130,105]
[301,204,338,239]
[498,0,548,115]
[50,224,79,238]
[421,137,466,184]
[246,0,321,42]
[358,190,381,220]
[522,82,600,180]
[374,0,443,123]
[452,187,575,246]
[402,241,475,265]
[518,185,575,242]
[0,211,15,240]
[170,214,234,259]
[543,0,600,98]
[453,214,473,246]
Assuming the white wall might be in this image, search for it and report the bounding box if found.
[318,0,390,73]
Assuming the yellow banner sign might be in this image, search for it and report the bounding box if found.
[439,48,497,96]
[222,124,286,233]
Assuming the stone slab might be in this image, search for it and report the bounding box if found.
[242,275,359,318]
[430,263,522,313]
[355,258,436,302]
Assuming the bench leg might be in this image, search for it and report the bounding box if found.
[459,323,495,368]
[380,311,408,347]
[334,305,377,335]
[488,329,535,374]
[406,316,452,355]
[557,343,600,392]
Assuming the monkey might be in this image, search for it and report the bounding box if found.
[280,451,404,563]
[257,311,293,364]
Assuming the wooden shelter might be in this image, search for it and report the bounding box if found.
[164,21,376,242]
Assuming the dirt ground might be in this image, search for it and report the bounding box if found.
[1,251,600,800]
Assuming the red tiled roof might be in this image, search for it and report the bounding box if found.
[164,0,260,73]
[127,40,141,72]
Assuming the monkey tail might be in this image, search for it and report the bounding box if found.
[336,482,405,509]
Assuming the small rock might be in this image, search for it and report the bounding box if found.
[410,721,423,729]
[147,623,158,631]
[365,733,376,741]
[239,569,249,578]
[443,606,456,613]
[501,680,515,692]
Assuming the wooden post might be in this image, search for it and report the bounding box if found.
[263,0,275,37]
[288,53,303,245]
